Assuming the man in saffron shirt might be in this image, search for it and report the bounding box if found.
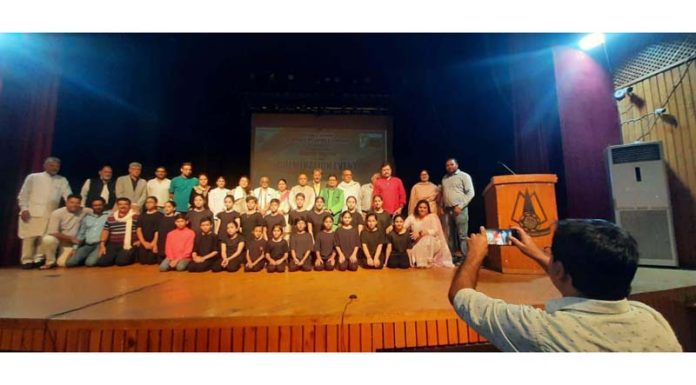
[372,163,406,216]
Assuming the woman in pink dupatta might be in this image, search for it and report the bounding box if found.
[407,170,442,216]
[403,199,453,268]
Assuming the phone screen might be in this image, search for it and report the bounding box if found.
[485,229,516,245]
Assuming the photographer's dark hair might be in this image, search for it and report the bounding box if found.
[551,219,639,301]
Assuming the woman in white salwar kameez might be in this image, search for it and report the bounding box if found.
[403,200,454,268]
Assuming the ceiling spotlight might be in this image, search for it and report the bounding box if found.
[579,33,605,51]
[614,86,633,101]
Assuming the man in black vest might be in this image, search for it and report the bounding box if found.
[80,165,116,208]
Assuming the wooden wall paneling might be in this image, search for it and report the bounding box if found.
[257,326,269,352]
[278,326,291,352]
[314,325,326,352]
[135,329,148,352]
[394,321,407,348]
[405,321,417,348]
[291,325,304,352]
[349,324,360,352]
[618,61,696,267]
[267,326,280,352]
[436,319,450,346]
[371,323,383,351]
[32,329,45,351]
[195,328,208,352]
[148,329,161,352]
[426,320,438,346]
[446,319,459,345]
[382,322,395,350]
[360,323,372,352]
[207,328,220,352]
[302,325,315,352]
[243,327,256,352]
[183,329,196,352]
[172,329,185,352]
[326,324,339,352]
[160,329,173,352]
[219,328,232,352]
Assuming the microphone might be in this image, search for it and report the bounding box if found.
[497,161,517,175]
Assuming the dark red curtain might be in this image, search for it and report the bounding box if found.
[509,38,621,220]
[0,35,61,266]
[552,46,622,220]
[508,37,568,218]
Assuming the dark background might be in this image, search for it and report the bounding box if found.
[51,34,526,230]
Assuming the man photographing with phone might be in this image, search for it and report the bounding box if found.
[448,219,682,352]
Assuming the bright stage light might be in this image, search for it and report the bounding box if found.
[578,33,605,51]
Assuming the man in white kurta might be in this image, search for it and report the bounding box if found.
[253,176,279,216]
[289,173,316,211]
[17,157,72,268]
[337,169,361,212]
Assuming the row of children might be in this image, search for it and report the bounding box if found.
[144,189,414,273]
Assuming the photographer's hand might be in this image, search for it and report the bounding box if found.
[509,226,550,272]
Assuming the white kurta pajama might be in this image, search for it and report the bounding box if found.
[17,171,72,265]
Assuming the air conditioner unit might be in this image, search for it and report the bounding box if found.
[607,141,678,266]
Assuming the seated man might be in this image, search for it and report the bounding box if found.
[95,197,140,267]
[39,194,88,269]
[66,197,110,267]
[448,219,682,352]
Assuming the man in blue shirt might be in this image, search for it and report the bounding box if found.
[66,197,111,267]
[169,162,199,213]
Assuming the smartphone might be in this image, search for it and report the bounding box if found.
[485,228,519,246]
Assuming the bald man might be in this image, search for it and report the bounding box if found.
[253,176,279,216]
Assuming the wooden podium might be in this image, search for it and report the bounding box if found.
[483,174,558,274]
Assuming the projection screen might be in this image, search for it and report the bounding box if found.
[251,114,392,186]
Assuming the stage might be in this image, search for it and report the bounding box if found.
[0,266,694,352]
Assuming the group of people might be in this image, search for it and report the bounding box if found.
[17,157,475,273]
[16,156,684,352]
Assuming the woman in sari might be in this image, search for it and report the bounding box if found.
[407,170,441,216]
[403,199,453,268]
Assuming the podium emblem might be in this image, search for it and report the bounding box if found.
[511,189,551,236]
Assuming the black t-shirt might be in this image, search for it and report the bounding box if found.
[340,210,364,229]
[138,210,163,242]
[157,214,177,254]
[307,209,331,236]
[290,231,314,257]
[369,211,392,232]
[240,212,265,238]
[186,209,214,234]
[387,231,413,254]
[313,230,336,257]
[267,239,289,260]
[288,209,310,228]
[263,213,287,238]
[246,237,267,261]
[217,210,241,241]
[222,234,245,258]
[194,232,219,256]
[334,226,360,256]
[360,228,386,254]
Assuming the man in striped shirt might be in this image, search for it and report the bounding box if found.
[95,197,140,267]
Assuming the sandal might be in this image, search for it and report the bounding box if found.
[39,263,57,270]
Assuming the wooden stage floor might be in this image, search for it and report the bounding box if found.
[0,265,560,352]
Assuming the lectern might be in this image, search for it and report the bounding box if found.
[483,174,558,274]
